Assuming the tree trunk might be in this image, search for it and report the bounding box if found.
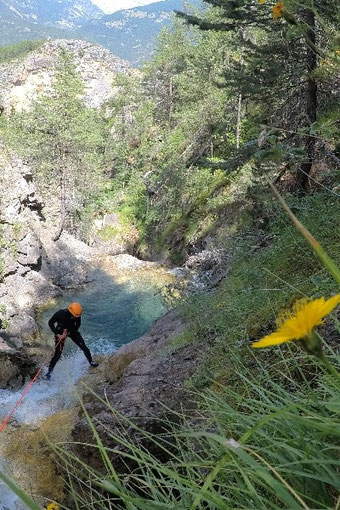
[236,93,242,150]
[297,9,317,191]
[53,146,67,242]
[53,167,66,242]
[168,76,174,127]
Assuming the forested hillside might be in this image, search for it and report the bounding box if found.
[0,0,340,508]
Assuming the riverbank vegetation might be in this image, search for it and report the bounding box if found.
[0,0,339,507]
[46,186,340,510]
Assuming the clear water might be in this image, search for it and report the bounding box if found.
[0,266,166,509]
[38,267,166,356]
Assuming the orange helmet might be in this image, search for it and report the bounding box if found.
[68,302,82,317]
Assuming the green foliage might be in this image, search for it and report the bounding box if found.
[177,0,339,188]
[11,222,23,239]
[0,40,44,64]
[1,7,339,509]
[1,49,106,232]
[0,304,10,329]
[97,225,119,241]
[179,188,340,388]
[96,1,338,255]
[101,20,242,255]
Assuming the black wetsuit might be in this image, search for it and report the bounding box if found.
[47,308,93,373]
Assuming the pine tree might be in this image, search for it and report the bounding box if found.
[7,49,105,239]
[176,0,339,189]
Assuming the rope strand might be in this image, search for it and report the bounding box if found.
[0,329,68,433]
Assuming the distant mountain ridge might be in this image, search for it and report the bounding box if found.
[0,0,102,24]
[78,0,192,65]
[0,0,198,65]
[0,0,102,48]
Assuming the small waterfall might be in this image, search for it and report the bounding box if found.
[0,256,169,505]
[0,351,91,509]
[0,351,88,426]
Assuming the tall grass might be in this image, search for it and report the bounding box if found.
[49,341,340,509]
[48,185,340,509]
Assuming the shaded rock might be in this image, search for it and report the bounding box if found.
[0,336,12,352]
[6,312,38,341]
[17,232,42,267]
[0,350,36,389]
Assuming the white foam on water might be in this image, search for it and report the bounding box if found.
[0,336,116,435]
[90,336,118,355]
[0,466,28,510]
[0,350,88,426]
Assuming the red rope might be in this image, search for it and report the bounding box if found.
[0,330,68,433]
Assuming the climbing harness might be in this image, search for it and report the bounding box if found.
[0,329,68,433]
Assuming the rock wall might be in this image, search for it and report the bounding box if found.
[0,39,132,112]
[0,149,94,388]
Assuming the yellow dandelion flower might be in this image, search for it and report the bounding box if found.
[272,2,285,19]
[252,294,340,348]
[46,504,59,510]
[259,0,265,4]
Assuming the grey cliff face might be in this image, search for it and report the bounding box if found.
[0,39,131,112]
[0,150,94,388]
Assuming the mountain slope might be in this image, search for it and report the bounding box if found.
[0,39,131,112]
[78,0,192,65]
[0,0,102,25]
[0,0,103,45]
[0,0,199,65]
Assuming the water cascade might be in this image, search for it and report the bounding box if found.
[0,259,170,508]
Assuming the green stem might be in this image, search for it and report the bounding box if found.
[190,452,231,510]
[317,352,340,383]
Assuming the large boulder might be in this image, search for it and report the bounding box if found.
[17,232,42,268]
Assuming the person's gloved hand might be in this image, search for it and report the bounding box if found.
[57,329,68,341]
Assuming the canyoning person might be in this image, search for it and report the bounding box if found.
[46,302,98,380]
